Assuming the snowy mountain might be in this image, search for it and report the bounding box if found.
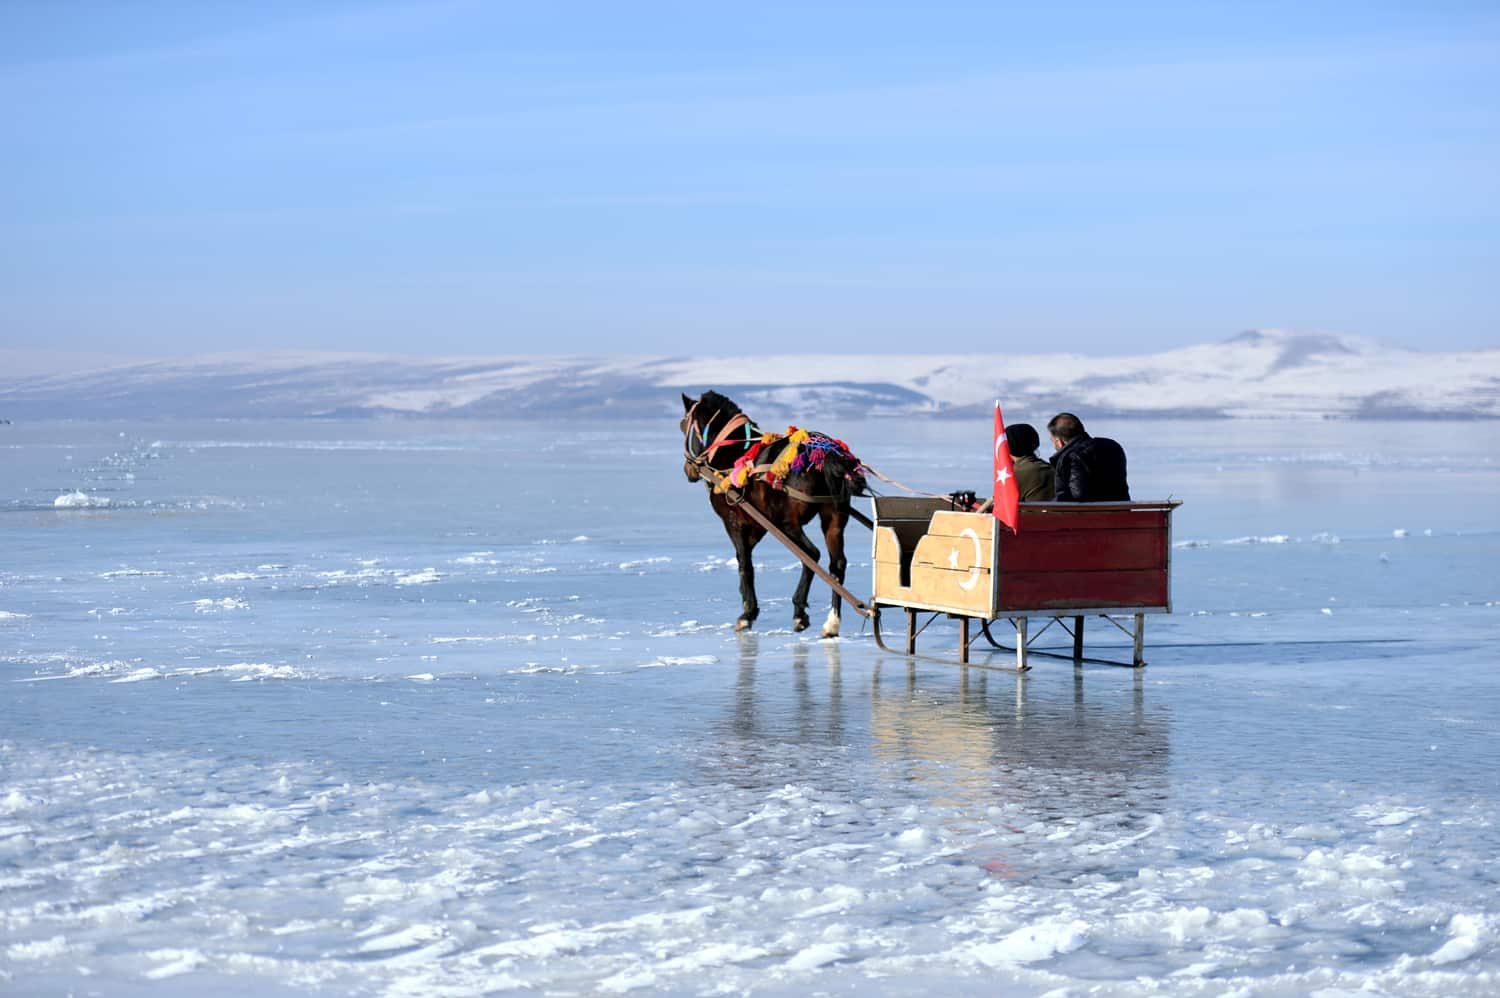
[1,331,1496,421]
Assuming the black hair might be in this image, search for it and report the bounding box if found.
[1046,412,1086,442]
[1005,423,1040,457]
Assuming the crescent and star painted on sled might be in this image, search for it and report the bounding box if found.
[957,527,982,591]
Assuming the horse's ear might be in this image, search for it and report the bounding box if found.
[681,393,694,411]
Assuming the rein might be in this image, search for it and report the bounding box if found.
[859,463,957,502]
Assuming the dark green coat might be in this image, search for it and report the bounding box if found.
[1014,453,1054,502]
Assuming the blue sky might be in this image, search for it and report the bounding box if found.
[2,1,1496,358]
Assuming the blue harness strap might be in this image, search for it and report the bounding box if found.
[704,418,756,450]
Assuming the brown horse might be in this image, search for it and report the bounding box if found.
[680,391,867,638]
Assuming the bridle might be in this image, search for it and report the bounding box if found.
[682,399,759,475]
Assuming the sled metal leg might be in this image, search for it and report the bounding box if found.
[1132,613,1145,667]
[1015,617,1029,671]
[905,608,917,656]
[959,616,970,665]
[1073,615,1084,663]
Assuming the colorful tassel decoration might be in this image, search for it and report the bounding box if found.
[713,424,862,495]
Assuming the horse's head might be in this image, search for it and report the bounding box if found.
[680,390,746,482]
[681,393,703,481]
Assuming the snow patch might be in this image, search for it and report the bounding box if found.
[784,942,850,970]
[971,919,1090,965]
[54,490,110,508]
[640,655,718,669]
[395,568,442,585]
[192,597,248,612]
[619,557,672,571]
[1431,913,1488,965]
[5,935,70,960]
[143,949,207,979]
[0,790,37,815]
[110,667,164,683]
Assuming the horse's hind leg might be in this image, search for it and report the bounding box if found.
[819,508,849,638]
[788,527,820,632]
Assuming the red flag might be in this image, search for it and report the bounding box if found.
[992,400,1019,533]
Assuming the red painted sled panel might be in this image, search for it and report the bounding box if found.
[999,529,1166,573]
[998,569,1169,611]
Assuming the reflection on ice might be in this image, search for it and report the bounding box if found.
[866,660,1170,826]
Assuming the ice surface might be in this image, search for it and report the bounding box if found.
[2,418,1498,996]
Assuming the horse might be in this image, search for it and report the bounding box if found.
[680,390,867,638]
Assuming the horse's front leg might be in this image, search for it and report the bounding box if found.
[788,527,820,633]
[730,526,761,630]
[820,510,848,638]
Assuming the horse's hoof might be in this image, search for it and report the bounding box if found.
[821,610,841,639]
[735,617,754,631]
[793,616,810,633]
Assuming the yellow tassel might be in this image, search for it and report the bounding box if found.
[769,428,810,482]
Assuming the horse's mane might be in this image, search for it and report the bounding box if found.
[696,390,743,418]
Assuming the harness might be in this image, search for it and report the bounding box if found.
[682,403,860,505]
[682,400,759,465]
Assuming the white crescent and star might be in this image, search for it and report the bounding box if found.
[947,527,982,591]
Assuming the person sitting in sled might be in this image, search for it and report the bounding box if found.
[1006,422,1055,502]
[1047,412,1130,502]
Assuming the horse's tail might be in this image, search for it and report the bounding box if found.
[819,447,868,501]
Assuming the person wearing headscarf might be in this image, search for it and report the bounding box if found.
[1006,423,1055,502]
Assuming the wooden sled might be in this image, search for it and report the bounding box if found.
[870,497,1181,670]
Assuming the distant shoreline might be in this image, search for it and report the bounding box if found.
[3,331,1497,421]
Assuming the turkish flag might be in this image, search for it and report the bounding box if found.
[992,400,1019,533]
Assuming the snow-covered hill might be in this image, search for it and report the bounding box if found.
[1,331,1496,421]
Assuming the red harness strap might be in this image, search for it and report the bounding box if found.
[700,413,754,458]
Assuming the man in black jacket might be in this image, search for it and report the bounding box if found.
[1047,412,1130,502]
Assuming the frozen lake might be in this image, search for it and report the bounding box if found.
[2,416,1498,996]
